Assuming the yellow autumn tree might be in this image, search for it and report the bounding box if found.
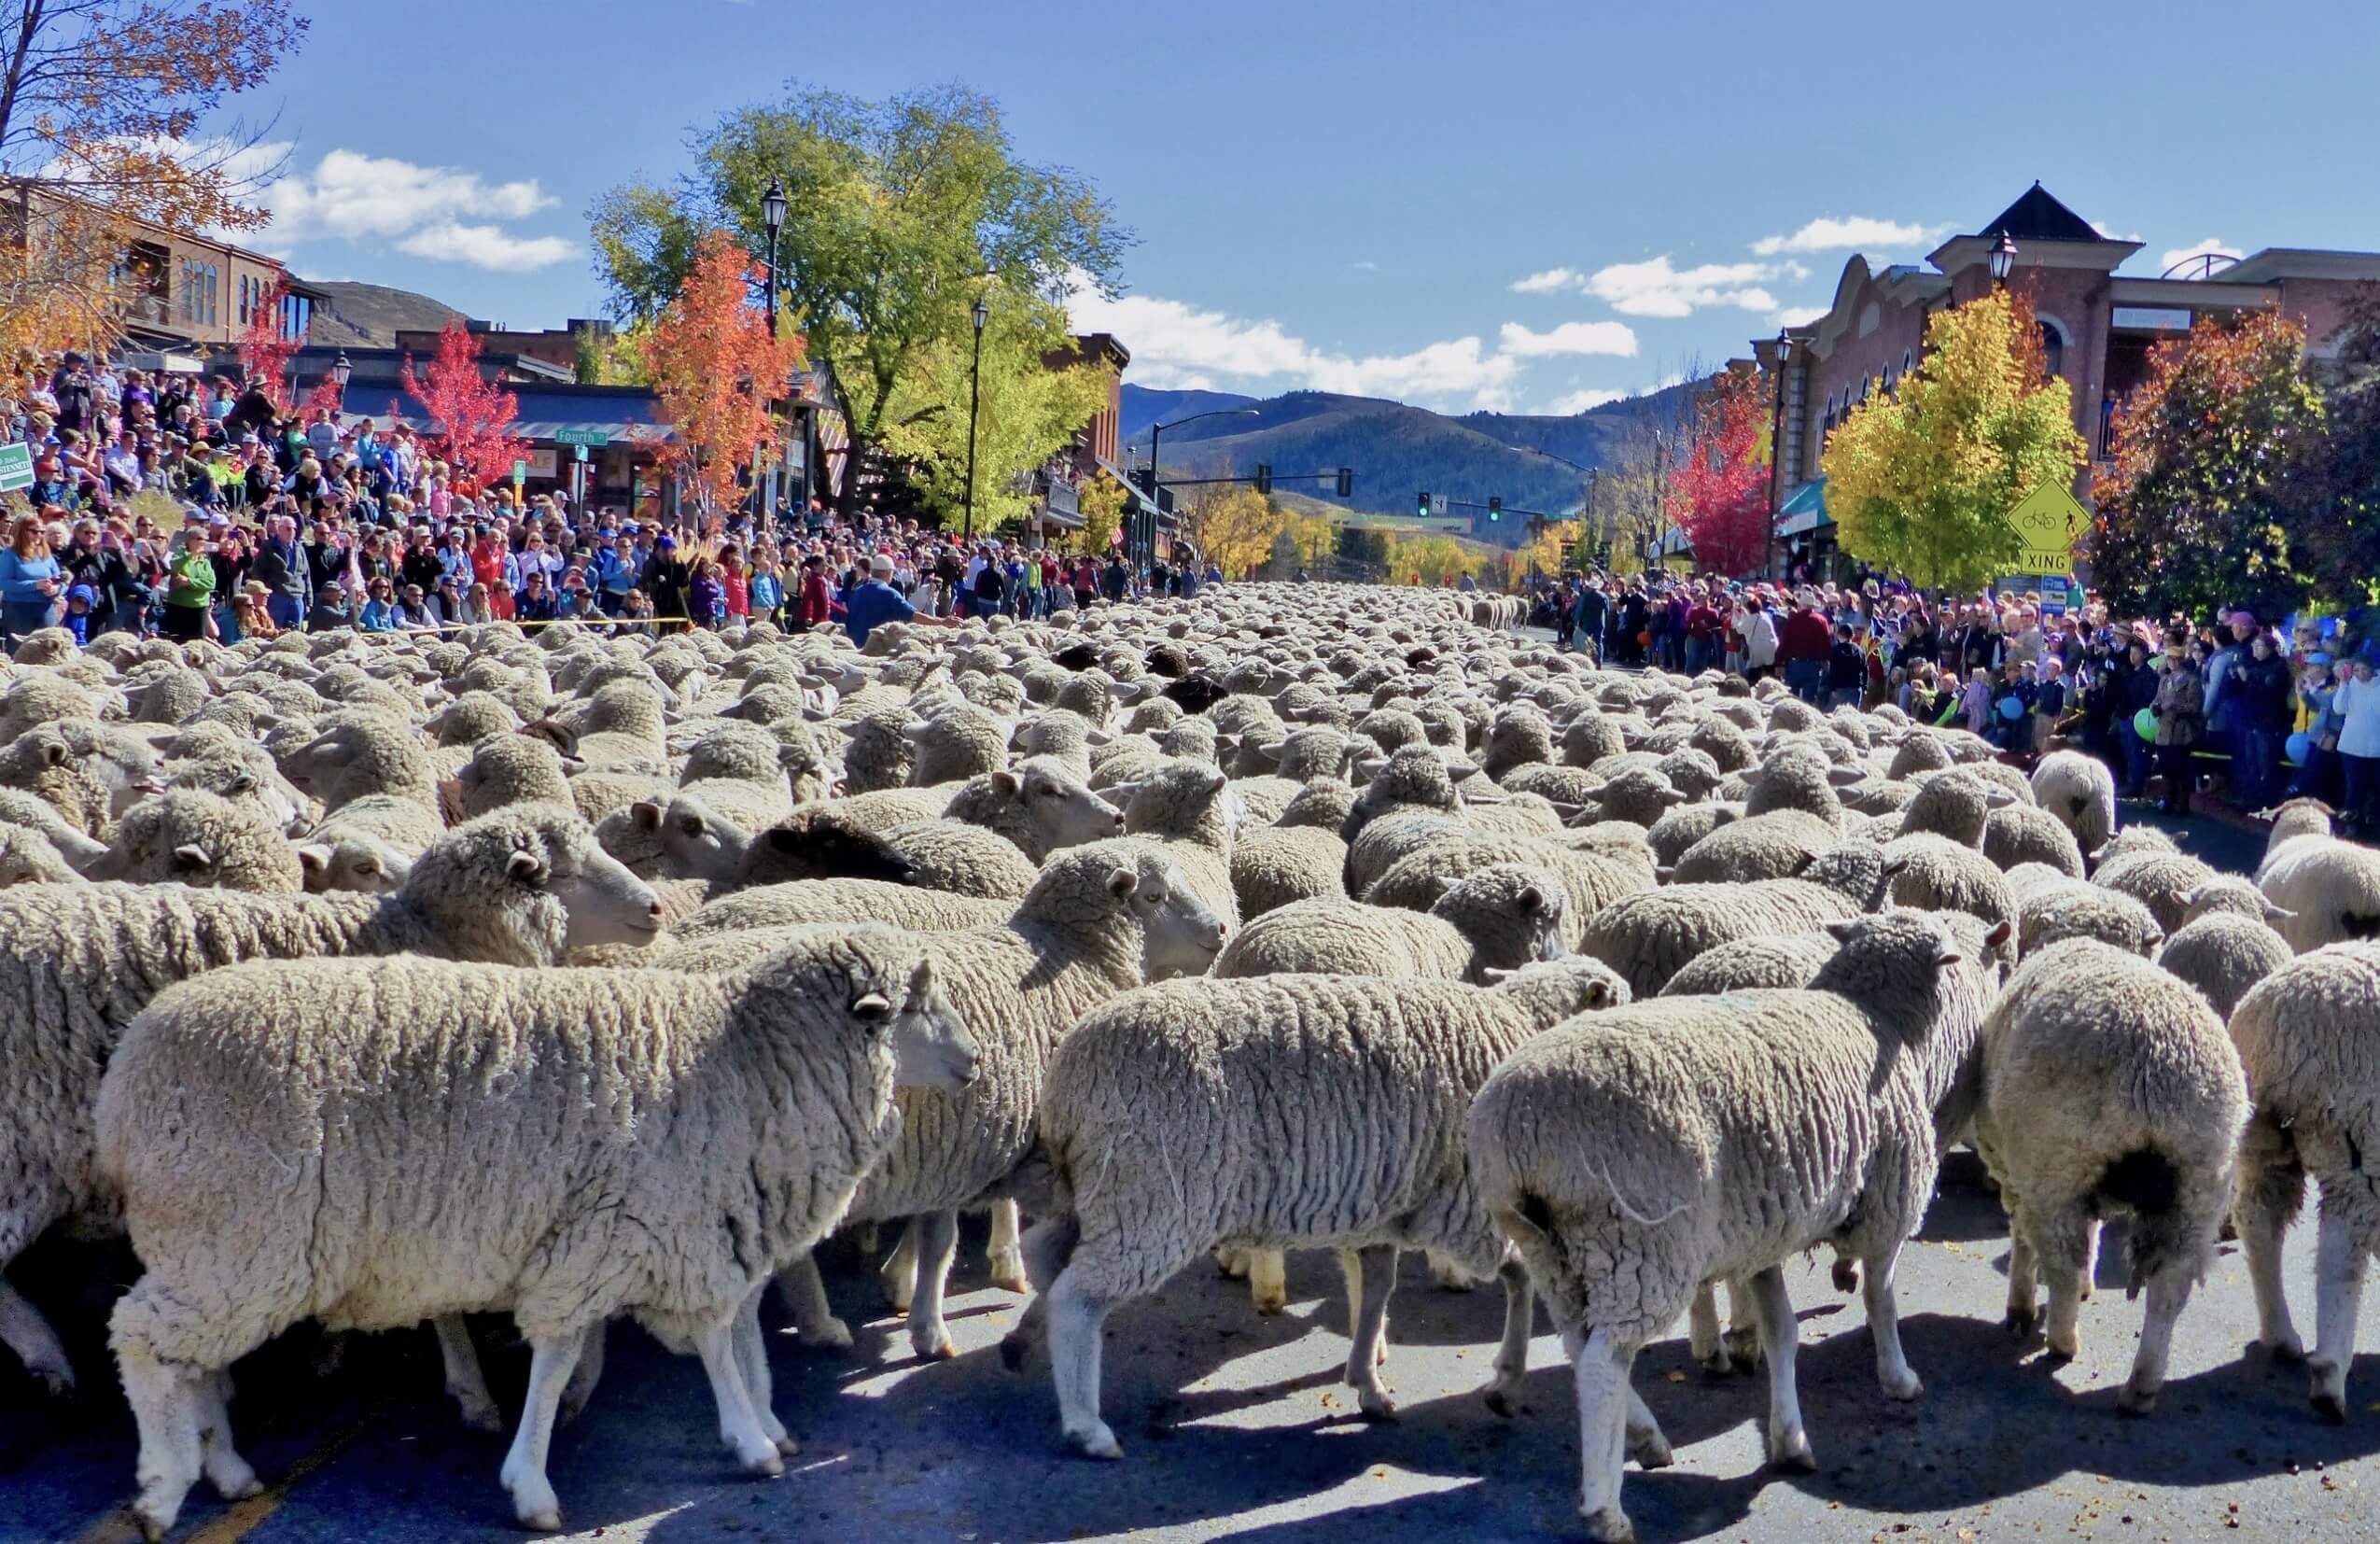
[1183,485,1286,578]
[1072,470,1127,557]
[1822,288,2088,592]
[0,0,307,356]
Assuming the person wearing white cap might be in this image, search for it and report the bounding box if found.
[845,551,957,648]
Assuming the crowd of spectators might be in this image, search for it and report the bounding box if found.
[1541,568,2379,832]
[0,348,1214,653]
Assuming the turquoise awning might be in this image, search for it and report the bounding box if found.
[1777,477,1829,538]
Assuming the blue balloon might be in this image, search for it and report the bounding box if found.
[1997,695,2025,722]
[2287,732,2313,765]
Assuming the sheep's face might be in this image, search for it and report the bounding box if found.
[996,765,1124,855]
[883,955,981,1093]
[299,835,411,895]
[0,828,75,888]
[532,832,664,952]
[1113,861,1227,981]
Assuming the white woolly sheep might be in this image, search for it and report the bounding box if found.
[2228,942,2380,1421]
[1004,957,1629,1455]
[0,805,662,1399]
[1466,912,1991,1541]
[0,824,79,888]
[2096,849,2219,936]
[1981,804,2087,877]
[1973,939,2247,1412]
[1216,863,1564,985]
[2030,750,2118,854]
[2157,912,2294,1018]
[2256,825,2380,953]
[881,819,1040,899]
[1897,768,2012,848]
[95,789,303,892]
[1577,843,1885,999]
[98,926,974,1537]
[1669,809,1839,884]
[0,786,111,871]
[675,877,1012,938]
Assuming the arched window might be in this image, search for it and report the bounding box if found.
[1902,349,1915,378]
[2038,319,2066,380]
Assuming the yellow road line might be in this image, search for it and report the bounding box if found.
[68,1413,374,1544]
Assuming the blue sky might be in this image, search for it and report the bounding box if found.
[245,0,2380,414]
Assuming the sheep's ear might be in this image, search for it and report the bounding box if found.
[1984,788,2018,808]
[1982,920,2012,950]
[851,990,893,1022]
[763,826,807,854]
[990,769,1022,798]
[1934,941,1965,966]
[40,739,66,767]
[1583,979,1612,1008]
[1880,859,1907,879]
[2263,903,2297,922]
[1436,874,1463,895]
[171,843,211,870]
[907,955,937,998]
[1826,764,1867,787]
[1447,760,1483,782]
[1822,918,1860,941]
[1653,863,1675,882]
[1204,771,1227,796]
[1253,738,1285,764]
[1105,866,1140,900]
[506,848,547,883]
[298,844,331,877]
[1478,966,1514,985]
[631,800,664,832]
[1518,885,1546,915]
[1084,727,1113,747]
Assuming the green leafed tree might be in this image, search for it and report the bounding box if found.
[2303,283,2380,618]
[875,309,1112,531]
[1822,289,2089,592]
[2089,311,2326,622]
[586,81,1132,514]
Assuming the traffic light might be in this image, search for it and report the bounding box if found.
[1488,496,1503,523]
[1417,490,1431,518]
[1335,467,1353,498]
[1253,463,1271,496]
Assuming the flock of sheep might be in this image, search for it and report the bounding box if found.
[0,583,2375,1543]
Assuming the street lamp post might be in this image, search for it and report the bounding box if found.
[1989,232,2018,289]
[962,293,988,541]
[1765,330,1794,583]
[760,177,788,524]
[1144,407,1259,568]
[328,350,352,413]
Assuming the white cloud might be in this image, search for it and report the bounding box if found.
[2158,236,2235,274]
[1541,387,1627,414]
[259,149,554,245]
[1773,304,1829,327]
[1351,260,1378,271]
[1509,266,1583,295]
[2092,219,2144,243]
[1495,320,1640,358]
[397,221,579,272]
[1586,256,1782,318]
[1752,216,1942,256]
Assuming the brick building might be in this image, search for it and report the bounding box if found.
[1752,183,2380,578]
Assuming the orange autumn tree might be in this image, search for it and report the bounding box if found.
[642,230,808,517]
[235,277,301,402]
[0,0,308,356]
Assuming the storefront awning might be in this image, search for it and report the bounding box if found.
[1776,477,1830,538]
[339,386,674,447]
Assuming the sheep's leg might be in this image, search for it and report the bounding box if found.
[987,1200,1029,1293]
[2234,1150,2305,1359]
[0,1277,74,1396]
[2307,1210,2368,1424]
[559,1320,606,1425]
[118,1341,204,1543]
[773,1255,853,1349]
[194,1369,259,1501]
[1861,1243,1924,1400]
[1721,1275,1761,1371]
[1745,1265,1814,1471]
[2118,1267,2193,1415]
[1339,1244,1400,1420]
[431,1313,502,1433]
[878,1221,920,1314]
[2005,1224,2041,1340]
[2078,1217,2103,1302]
[1624,1384,1673,1470]
[2034,1205,2092,1361]
[998,1288,1046,1371]
[1248,1246,1289,1315]
[732,1291,796,1456]
[497,1332,584,1532]
[1213,1243,1250,1279]
[1686,1283,1729,1374]
[1484,1256,1535,1416]
[690,1316,785,1477]
[906,1210,961,1362]
[1566,1325,1639,1544]
[1428,1250,1477,1292]
[1048,1267,1122,1459]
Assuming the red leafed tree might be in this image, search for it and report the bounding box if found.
[642,230,808,517]
[399,319,527,485]
[237,279,301,404]
[1665,365,1773,576]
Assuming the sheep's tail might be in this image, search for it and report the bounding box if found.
[2093,1147,2190,1298]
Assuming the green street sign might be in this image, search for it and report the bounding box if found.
[0,442,32,494]
[511,459,527,487]
[553,428,609,448]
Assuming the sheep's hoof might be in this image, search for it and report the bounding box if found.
[738,1448,786,1479]
[1063,1423,1123,1460]
[1722,1327,1761,1373]
[2115,1376,2159,1417]
[26,1359,74,1398]
[912,1327,957,1363]
[773,1433,803,1459]
[1830,1257,1859,1294]
[2045,1331,2080,1362]
[453,1391,505,1434]
[1251,1290,1288,1317]
[1879,1368,1925,1402]
[2261,1331,2305,1364]
[517,1506,563,1534]
[505,1471,563,1534]
[2310,1369,2348,1425]
[2004,1307,2039,1341]
[998,1331,1031,1372]
[988,1262,1031,1296]
[1354,1386,1399,1422]
[1482,1381,1520,1419]
[1627,1427,1674,1470]
[793,1315,853,1350]
[1582,1503,1637,1543]
[1767,1426,1817,1473]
